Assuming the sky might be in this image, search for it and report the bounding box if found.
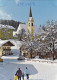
[0,0,57,26]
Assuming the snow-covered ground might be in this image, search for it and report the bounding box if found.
[0,54,57,80]
[0,40,57,80]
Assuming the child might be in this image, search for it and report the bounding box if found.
[22,72,24,80]
[14,74,18,80]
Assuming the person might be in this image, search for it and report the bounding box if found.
[16,68,22,80]
[14,74,18,80]
[22,72,24,80]
[25,67,30,79]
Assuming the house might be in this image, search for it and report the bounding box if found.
[0,24,15,40]
[20,44,38,58]
[0,40,14,56]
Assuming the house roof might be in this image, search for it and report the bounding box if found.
[0,24,15,30]
[0,40,15,47]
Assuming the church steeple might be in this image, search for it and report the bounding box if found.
[29,7,32,17]
[28,7,34,35]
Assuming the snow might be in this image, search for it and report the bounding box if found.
[0,40,15,47]
[9,39,23,49]
[34,26,45,35]
[13,31,18,37]
[0,55,57,80]
[0,39,23,56]
[0,24,15,30]
[0,40,57,80]
[17,24,45,35]
[0,39,23,48]
[17,24,28,34]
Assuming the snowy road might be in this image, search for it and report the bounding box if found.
[0,56,57,80]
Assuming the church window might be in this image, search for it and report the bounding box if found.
[32,23,33,26]
[29,23,30,26]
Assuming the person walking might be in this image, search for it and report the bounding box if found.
[25,67,30,80]
[16,68,22,80]
[22,72,24,80]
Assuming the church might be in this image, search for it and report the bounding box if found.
[17,7,45,36]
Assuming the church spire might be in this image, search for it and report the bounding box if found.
[29,7,32,17]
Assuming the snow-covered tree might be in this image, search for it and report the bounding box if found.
[21,34,40,58]
[18,28,26,40]
[44,24,57,60]
[46,20,50,26]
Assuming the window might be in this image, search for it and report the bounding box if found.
[32,23,33,26]
[29,23,30,26]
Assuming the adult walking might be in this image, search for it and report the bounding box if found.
[25,67,30,80]
[16,68,22,80]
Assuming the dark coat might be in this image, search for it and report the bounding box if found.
[16,69,22,77]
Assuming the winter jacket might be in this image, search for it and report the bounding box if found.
[25,69,30,75]
[16,69,22,77]
[14,75,18,80]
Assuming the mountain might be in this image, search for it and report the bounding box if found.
[0,19,25,30]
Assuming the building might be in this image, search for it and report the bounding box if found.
[13,31,19,39]
[17,7,45,36]
[0,24,15,40]
[0,40,14,56]
[17,24,28,35]
[28,7,34,34]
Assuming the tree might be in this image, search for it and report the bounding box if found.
[51,20,54,26]
[45,25,56,60]
[18,29,26,40]
[46,20,50,26]
[42,25,46,31]
[21,34,40,58]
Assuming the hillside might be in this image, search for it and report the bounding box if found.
[0,20,25,30]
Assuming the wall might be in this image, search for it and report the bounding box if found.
[0,28,13,39]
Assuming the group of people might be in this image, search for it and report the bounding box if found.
[14,67,30,80]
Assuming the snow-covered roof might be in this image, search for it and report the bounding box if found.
[17,24,45,35]
[0,24,15,30]
[9,39,24,49]
[0,40,14,47]
[17,24,28,34]
[34,26,45,35]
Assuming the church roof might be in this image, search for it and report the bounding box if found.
[34,26,45,35]
[17,24,45,35]
[17,24,28,34]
